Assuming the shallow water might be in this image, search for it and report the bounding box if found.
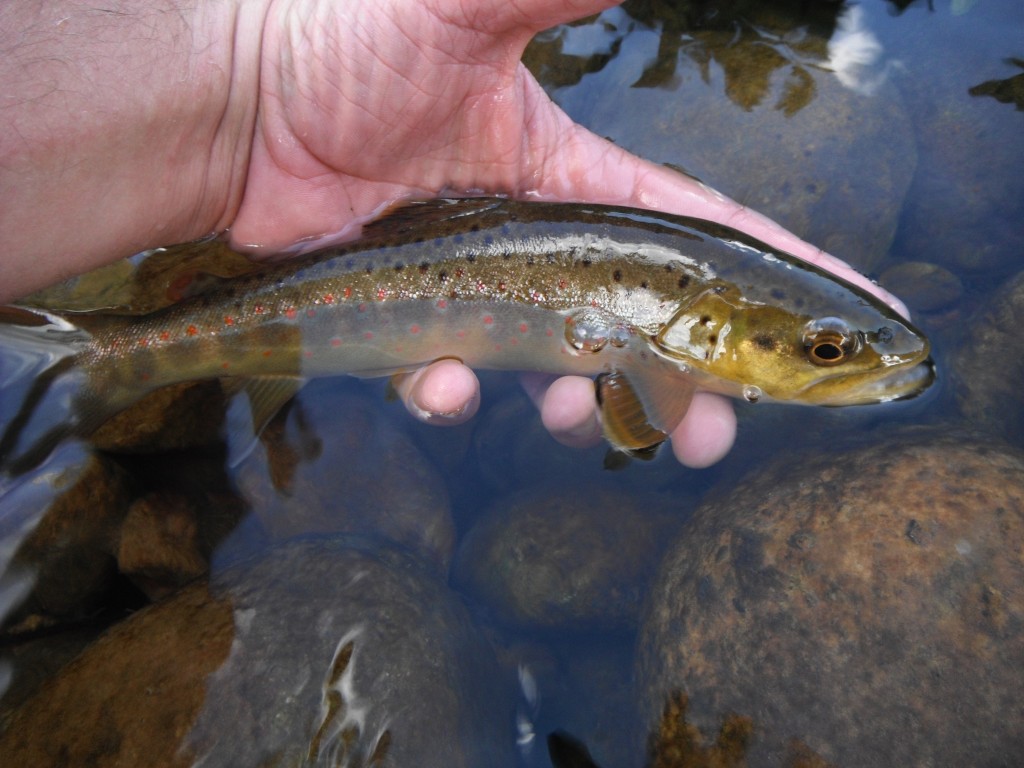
[2,1,1023,766]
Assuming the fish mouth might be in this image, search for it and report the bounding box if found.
[805,356,937,406]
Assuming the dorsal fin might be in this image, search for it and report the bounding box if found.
[361,197,506,241]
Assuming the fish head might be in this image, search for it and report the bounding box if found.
[653,283,934,405]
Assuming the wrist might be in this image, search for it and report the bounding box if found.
[0,0,270,301]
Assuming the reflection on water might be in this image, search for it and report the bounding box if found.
[2,1,1024,766]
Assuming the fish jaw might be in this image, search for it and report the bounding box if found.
[791,320,934,405]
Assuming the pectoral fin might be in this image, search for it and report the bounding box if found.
[595,364,696,458]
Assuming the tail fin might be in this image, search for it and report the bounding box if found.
[0,307,97,476]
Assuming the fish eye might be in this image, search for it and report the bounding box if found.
[803,317,862,367]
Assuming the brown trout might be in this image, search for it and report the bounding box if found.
[0,198,933,474]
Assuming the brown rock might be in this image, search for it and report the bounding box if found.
[953,270,1024,445]
[639,428,1024,767]
[454,485,689,632]
[90,379,227,454]
[117,493,209,599]
[3,454,132,630]
[0,582,233,766]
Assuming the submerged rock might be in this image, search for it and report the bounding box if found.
[0,580,233,764]
[231,382,455,575]
[453,485,687,633]
[638,428,1024,767]
[528,1,915,275]
[0,537,516,767]
[2,455,132,631]
[953,270,1024,446]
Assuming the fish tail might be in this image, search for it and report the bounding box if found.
[0,306,104,475]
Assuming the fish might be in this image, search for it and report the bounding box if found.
[0,198,933,475]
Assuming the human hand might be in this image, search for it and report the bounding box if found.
[234,0,907,467]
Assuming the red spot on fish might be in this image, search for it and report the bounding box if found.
[455,268,464,278]
[494,343,503,351]
[483,316,494,325]
[437,299,447,310]
[285,308,298,319]
[263,350,272,357]
[509,337,519,346]
[323,293,335,304]
[519,323,528,333]
[139,338,149,347]
[476,280,486,292]
[222,361,230,370]
[498,281,507,291]
[253,304,265,314]
[306,309,316,318]
[546,328,554,337]
[186,325,198,336]
[377,288,387,301]
[159,331,170,341]
[358,303,367,312]
[456,330,466,339]
[558,279,567,290]
[140,372,151,382]
[410,324,421,334]
[331,337,342,347]
[364,331,374,341]
[304,350,313,359]
[591,299,599,308]
[224,316,234,326]
[344,287,352,299]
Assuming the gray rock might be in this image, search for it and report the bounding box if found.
[189,537,515,766]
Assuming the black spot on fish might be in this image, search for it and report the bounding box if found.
[434,238,443,247]
[527,256,535,266]
[581,258,592,267]
[438,270,448,282]
[700,315,712,325]
[418,262,430,274]
[394,263,404,272]
[613,269,623,282]
[470,224,480,232]
[664,263,674,272]
[502,250,512,260]
[454,234,464,244]
[466,253,476,263]
[365,265,374,274]
[484,234,494,245]
[771,288,786,301]
[678,275,690,289]
[753,334,776,351]
[640,281,649,289]
[414,236,424,244]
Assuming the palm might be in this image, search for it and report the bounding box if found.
[231,0,608,251]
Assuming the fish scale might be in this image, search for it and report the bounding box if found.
[0,198,933,476]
